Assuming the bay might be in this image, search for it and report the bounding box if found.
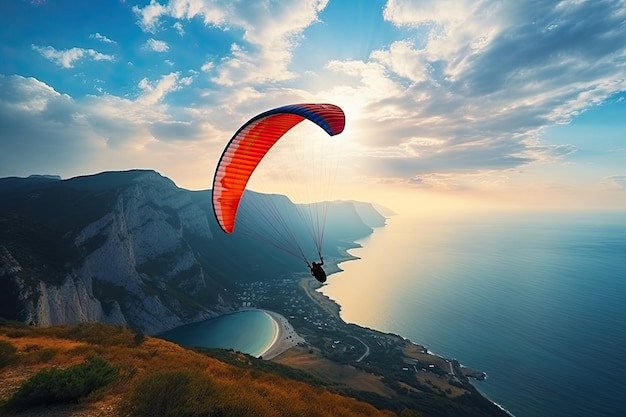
[321,210,626,417]
[159,309,277,358]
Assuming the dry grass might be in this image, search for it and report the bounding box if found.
[417,373,468,397]
[0,323,396,417]
[273,346,395,398]
[403,341,470,398]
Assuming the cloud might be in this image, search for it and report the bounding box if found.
[137,72,191,105]
[318,0,626,188]
[144,38,169,52]
[0,74,218,180]
[6,1,626,196]
[133,0,168,33]
[200,61,214,72]
[359,136,534,181]
[0,75,95,175]
[89,32,116,44]
[605,175,626,190]
[133,0,330,85]
[32,45,114,68]
[173,22,184,35]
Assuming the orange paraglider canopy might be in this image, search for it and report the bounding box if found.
[212,103,345,234]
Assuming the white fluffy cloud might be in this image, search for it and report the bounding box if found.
[144,38,169,52]
[133,0,329,85]
[4,0,626,197]
[137,72,191,105]
[0,74,218,180]
[320,0,626,187]
[32,45,114,68]
[89,32,116,44]
[136,0,624,191]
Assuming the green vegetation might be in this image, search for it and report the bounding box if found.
[0,214,81,288]
[3,356,118,411]
[61,322,142,347]
[0,340,17,369]
[123,369,217,417]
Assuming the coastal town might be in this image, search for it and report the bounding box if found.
[233,271,495,414]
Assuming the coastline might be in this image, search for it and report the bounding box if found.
[295,248,362,320]
[316,229,517,417]
[257,309,305,360]
[204,239,513,416]
[299,277,341,319]
[301,279,516,416]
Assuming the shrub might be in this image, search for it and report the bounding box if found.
[133,331,146,346]
[400,409,423,417]
[5,329,29,338]
[4,356,118,410]
[0,340,17,369]
[123,369,217,417]
[37,348,58,362]
[62,322,136,346]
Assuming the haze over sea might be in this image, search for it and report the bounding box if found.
[321,210,626,417]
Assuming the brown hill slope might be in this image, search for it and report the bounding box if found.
[0,322,397,417]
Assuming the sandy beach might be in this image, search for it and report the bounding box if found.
[252,254,363,360]
[299,277,341,319]
[258,310,306,360]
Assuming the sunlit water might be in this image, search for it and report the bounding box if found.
[159,310,276,358]
[321,211,626,417]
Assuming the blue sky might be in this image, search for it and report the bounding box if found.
[1,0,625,212]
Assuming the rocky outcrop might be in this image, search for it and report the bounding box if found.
[33,271,125,327]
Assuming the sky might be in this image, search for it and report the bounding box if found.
[1,0,625,213]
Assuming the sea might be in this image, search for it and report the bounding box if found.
[320,210,626,417]
[159,309,277,358]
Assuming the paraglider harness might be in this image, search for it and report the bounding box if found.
[308,256,327,283]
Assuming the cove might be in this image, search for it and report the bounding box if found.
[159,309,277,358]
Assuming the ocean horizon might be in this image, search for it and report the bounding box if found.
[321,210,626,417]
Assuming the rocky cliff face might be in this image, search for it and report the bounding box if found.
[0,171,230,334]
[0,170,384,334]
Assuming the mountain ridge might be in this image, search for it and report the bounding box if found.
[0,170,384,334]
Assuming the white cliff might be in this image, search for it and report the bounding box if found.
[34,271,126,327]
[3,171,229,335]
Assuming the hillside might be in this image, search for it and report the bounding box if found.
[0,321,397,417]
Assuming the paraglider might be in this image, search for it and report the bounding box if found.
[212,103,345,279]
[308,257,326,283]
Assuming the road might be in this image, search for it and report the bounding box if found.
[354,336,370,362]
